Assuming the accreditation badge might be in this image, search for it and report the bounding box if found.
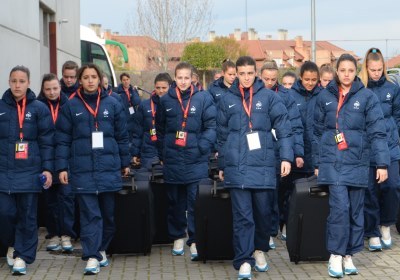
[15,141,29,159]
[92,131,104,149]
[175,131,187,147]
[246,131,261,151]
[150,128,157,142]
[334,130,348,151]
[129,106,135,115]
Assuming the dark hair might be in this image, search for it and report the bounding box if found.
[119,72,130,81]
[62,60,79,74]
[236,56,256,71]
[336,54,357,69]
[300,61,319,78]
[39,73,59,98]
[9,65,30,80]
[222,59,235,72]
[175,62,193,76]
[154,72,173,85]
[282,71,297,79]
[260,60,278,73]
[77,63,103,83]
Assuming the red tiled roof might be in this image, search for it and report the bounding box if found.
[388,55,400,68]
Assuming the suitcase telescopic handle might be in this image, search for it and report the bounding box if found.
[308,186,329,197]
[130,175,137,193]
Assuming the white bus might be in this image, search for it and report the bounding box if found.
[80,25,117,88]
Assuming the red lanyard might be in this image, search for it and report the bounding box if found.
[239,85,254,130]
[17,96,27,140]
[124,88,131,103]
[77,88,101,130]
[176,85,194,129]
[150,92,156,127]
[47,96,60,124]
[336,87,346,130]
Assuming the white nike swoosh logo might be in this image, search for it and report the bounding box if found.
[228,104,236,108]
[147,110,152,113]
[76,112,83,116]
[297,103,301,106]
[326,102,332,105]
[216,93,221,96]
[166,108,172,112]
[0,112,5,116]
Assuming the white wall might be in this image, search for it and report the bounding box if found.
[0,0,80,93]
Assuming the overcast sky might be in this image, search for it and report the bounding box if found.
[81,0,400,59]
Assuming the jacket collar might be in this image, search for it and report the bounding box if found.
[326,77,365,97]
[229,77,265,97]
[2,88,37,106]
[167,82,199,100]
[367,75,386,88]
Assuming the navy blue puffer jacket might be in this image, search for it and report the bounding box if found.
[38,92,69,185]
[208,77,230,104]
[155,83,216,184]
[60,79,79,98]
[131,93,160,161]
[289,80,322,173]
[313,78,390,188]
[0,89,54,193]
[117,84,141,138]
[217,78,293,189]
[55,88,130,194]
[367,76,400,163]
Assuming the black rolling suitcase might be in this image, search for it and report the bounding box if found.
[108,171,154,255]
[396,207,400,234]
[286,175,330,264]
[195,177,234,262]
[150,163,172,245]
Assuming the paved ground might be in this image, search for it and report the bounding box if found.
[1,226,400,279]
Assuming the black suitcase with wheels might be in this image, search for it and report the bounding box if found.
[150,163,172,244]
[396,207,400,234]
[108,171,154,255]
[286,175,330,264]
[195,178,234,262]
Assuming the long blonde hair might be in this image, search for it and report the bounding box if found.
[359,47,391,87]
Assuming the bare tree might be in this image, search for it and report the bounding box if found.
[126,0,214,70]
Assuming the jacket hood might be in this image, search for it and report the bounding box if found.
[167,81,199,100]
[326,77,365,97]
[229,77,266,97]
[60,79,79,95]
[367,75,386,88]
[2,88,37,106]
[291,79,321,97]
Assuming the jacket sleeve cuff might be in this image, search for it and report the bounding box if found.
[376,166,387,169]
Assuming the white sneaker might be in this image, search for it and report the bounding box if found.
[46,236,61,251]
[6,247,14,267]
[380,226,392,248]
[368,237,382,251]
[328,254,343,278]
[12,257,26,275]
[84,258,100,275]
[190,243,198,261]
[269,236,276,249]
[280,224,287,241]
[253,250,269,272]
[343,255,358,275]
[172,238,184,256]
[238,262,252,280]
[99,251,109,267]
[61,235,73,252]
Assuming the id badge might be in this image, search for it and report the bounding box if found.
[334,131,348,150]
[92,131,104,149]
[246,131,261,151]
[15,141,29,159]
[129,106,135,115]
[150,128,157,142]
[175,131,187,147]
